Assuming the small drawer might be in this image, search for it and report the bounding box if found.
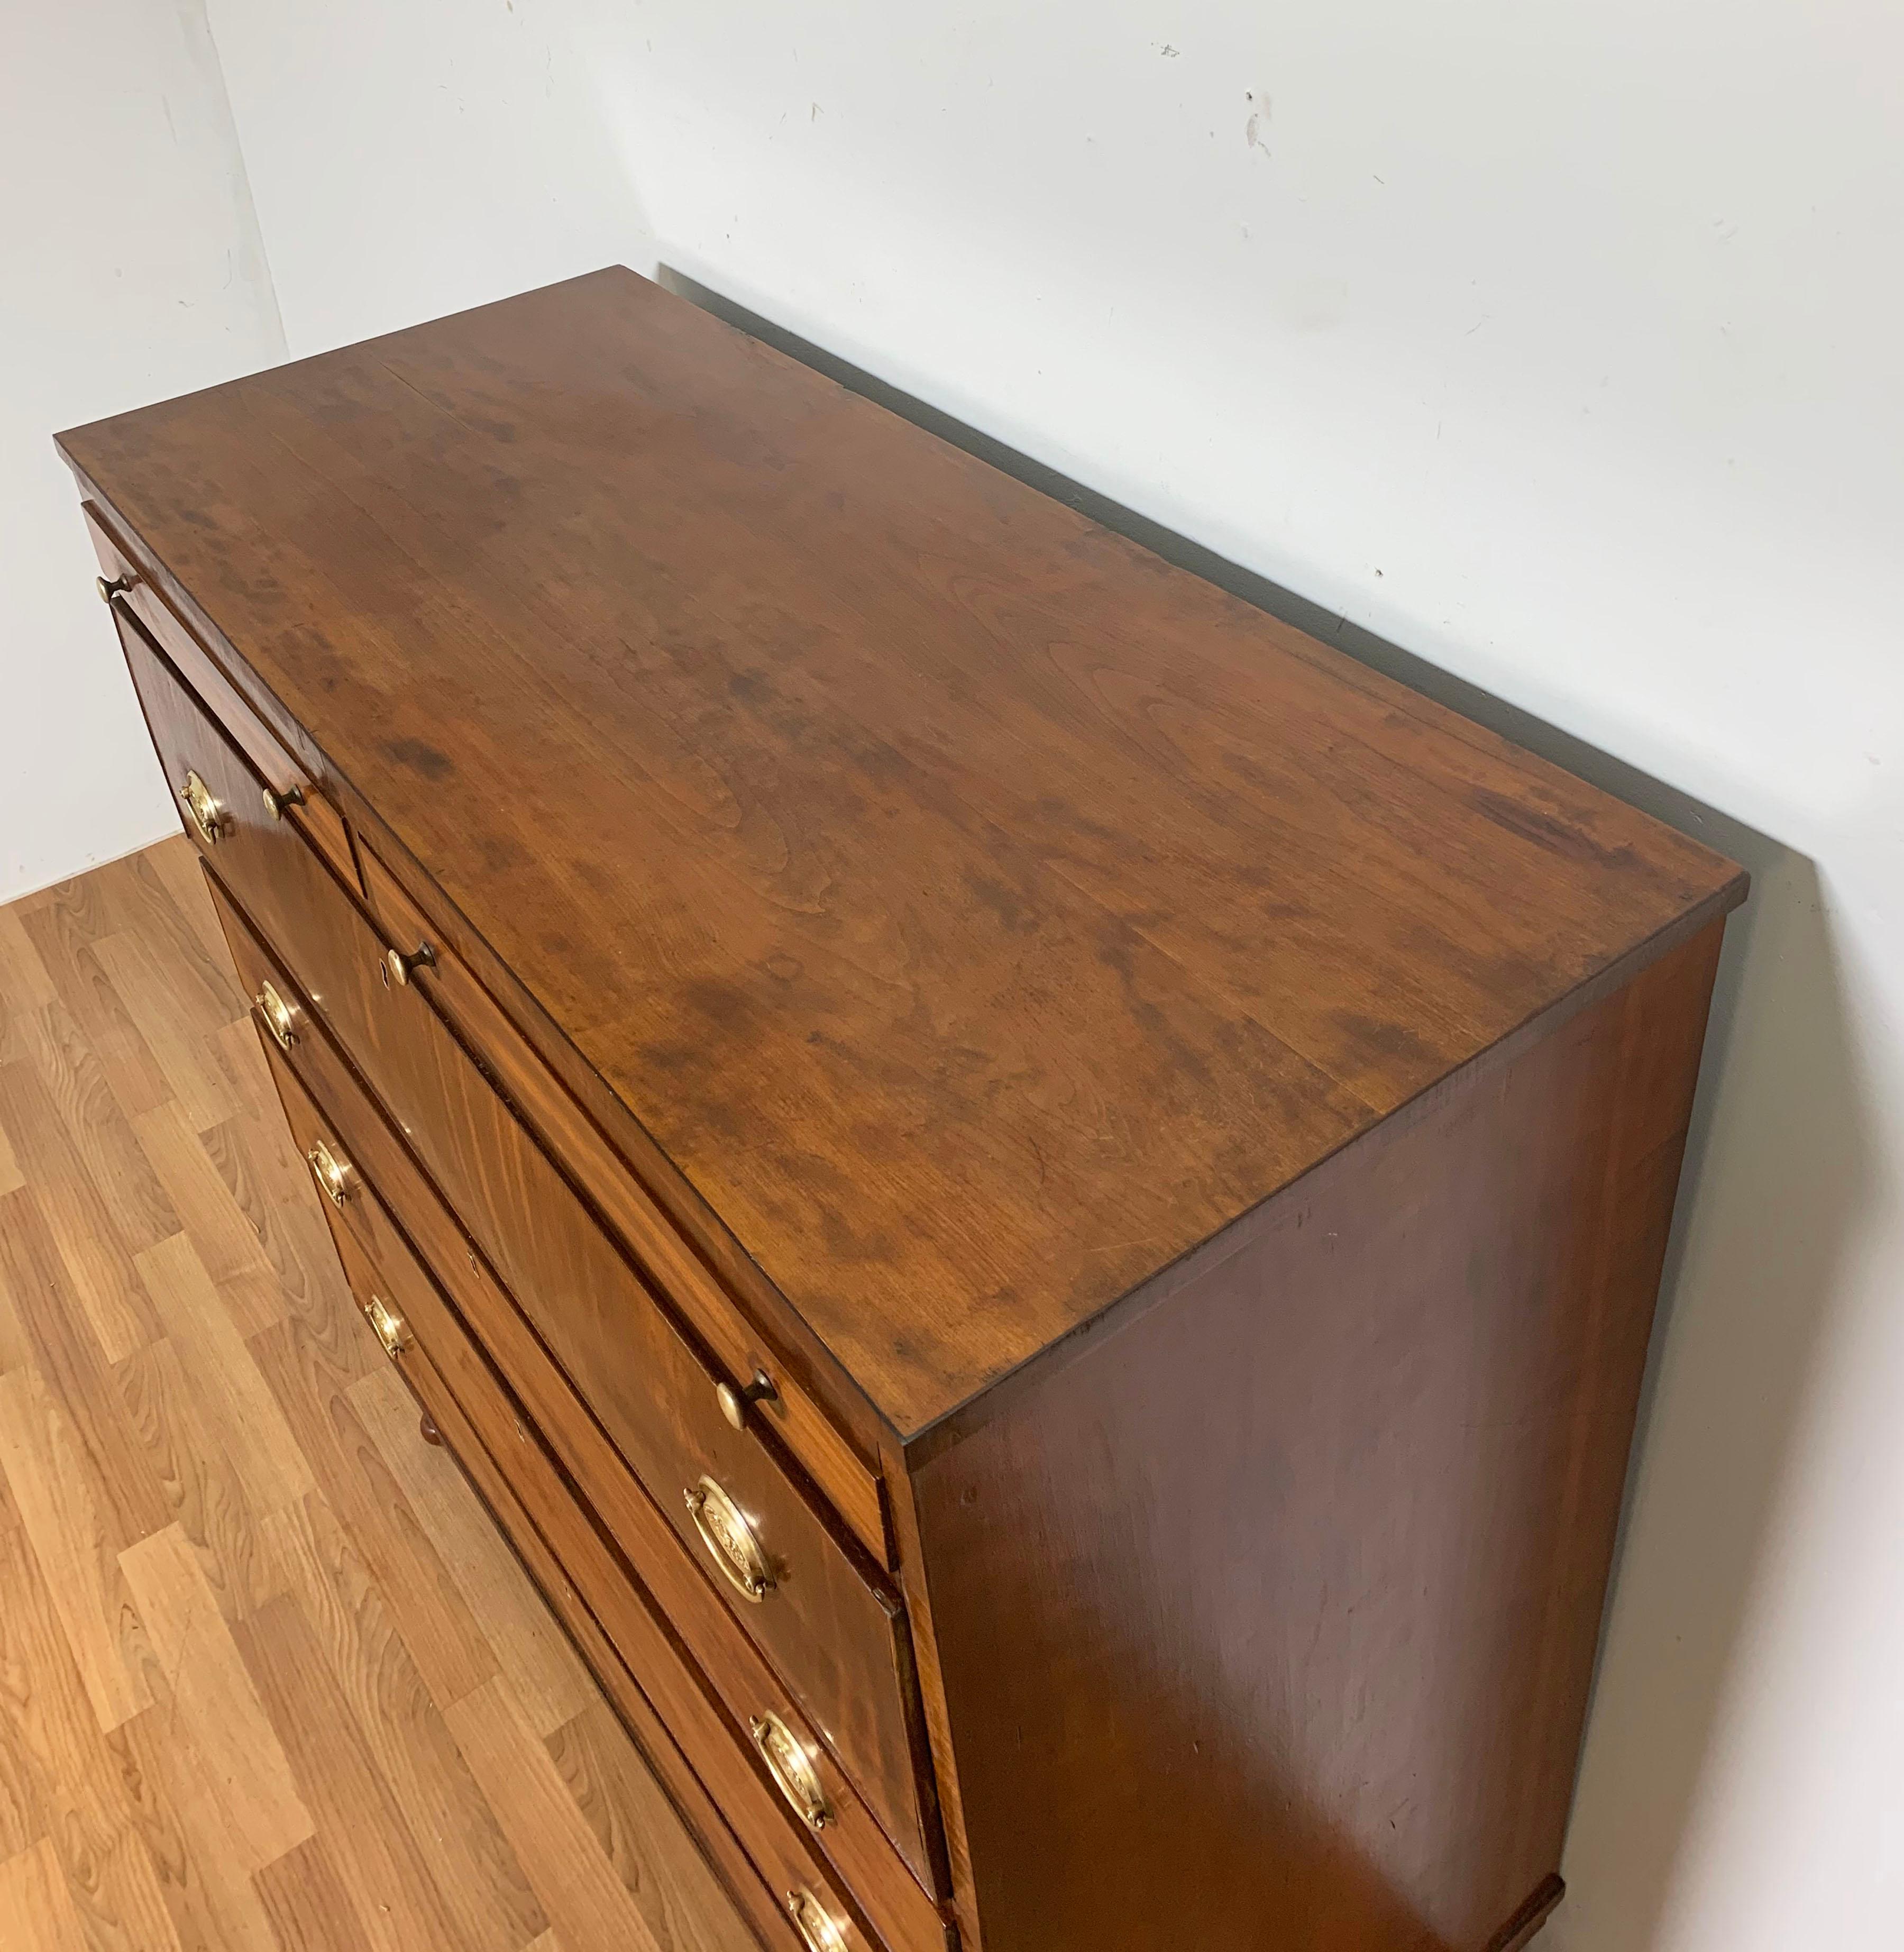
[208,873,946,1904]
[111,603,361,978]
[359,841,889,1570]
[275,1046,947,1952]
[90,506,358,890]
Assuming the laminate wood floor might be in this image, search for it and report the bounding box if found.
[0,836,759,1952]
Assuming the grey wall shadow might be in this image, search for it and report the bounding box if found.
[659,265,1874,1948]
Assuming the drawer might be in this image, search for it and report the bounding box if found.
[95,513,358,890]
[268,1033,948,1952]
[113,601,362,966]
[359,841,890,1569]
[207,872,945,1902]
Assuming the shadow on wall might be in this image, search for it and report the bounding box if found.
[659,263,1870,1951]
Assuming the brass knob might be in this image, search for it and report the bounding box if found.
[260,783,304,821]
[749,1712,830,1831]
[179,769,227,846]
[716,1368,777,1431]
[785,1891,848,1952]
[382,941,436,988]
[364,1293,408,1360]
[683,1476,775,1602]
[96,572,135,604]
[305,1139,353,1209]
[255,980,299,1052]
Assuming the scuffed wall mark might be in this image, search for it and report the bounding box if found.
[1246,90,1270,157]
[1159,43,1179,57]
[811,101,821,121]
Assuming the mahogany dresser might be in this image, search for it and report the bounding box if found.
[58,268,1746,1952]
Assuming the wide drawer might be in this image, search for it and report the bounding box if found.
[207,872,945,1910]
[126,614,934,1875]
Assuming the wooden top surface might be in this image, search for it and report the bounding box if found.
[59,268,1745,1439]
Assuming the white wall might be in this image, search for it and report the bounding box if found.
[0,0,284,903]
[111,2,1904,1943]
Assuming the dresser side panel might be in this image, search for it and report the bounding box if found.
[909,920,1726,1952]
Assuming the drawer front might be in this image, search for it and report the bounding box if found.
[206,871,942,1897]
[113,603,359,964]
[359,842,890,1570]
[94,518,358,890]
[268,1036,947,1952]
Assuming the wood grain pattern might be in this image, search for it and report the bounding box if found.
[91,928,243,1133]
[13,998,178,1256]
[0,1101,23,1196]
[133,1232,314,1519]
[0,1057,161,1365]
[350,1362,595,1744]
[0,1186,170,1547]
[235,1593,475,1952]
[0,839,766,1952]
[544,1700,754,1952]
[115,1694,285,1952]
[134,1097,287,1336]
[0,1837,93,1952]
[118,1521,314,1872]
[0,1362,151,1730]
[59,267,1746,1438]
[0,1518,182,1952]
[261,1460,550,1952]
[252,1836,379,1952]
[445,1676,672,1952]
[16,900,173,1124]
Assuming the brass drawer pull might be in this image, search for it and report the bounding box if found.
[749,1711,830,1831]
[260,782,304,821]
[96,572,136,604]
[179,769,227,846]
[684,1476,775,1602]
[255,980,299,1052]
[382,941,436,988]
[306,1139,353,1209]
[785,1891,848,1952]
[364,1293,409,1360]
[716,1367,777,1431]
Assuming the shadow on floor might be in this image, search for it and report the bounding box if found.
[660,262,1872,1950]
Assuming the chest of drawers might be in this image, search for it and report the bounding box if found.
[59,268,1745,1952]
